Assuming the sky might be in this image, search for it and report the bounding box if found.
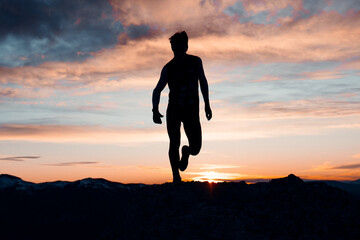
[1,0,360,184]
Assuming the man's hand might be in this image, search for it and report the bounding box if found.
[205,104,212,121]
[152,109,164,124]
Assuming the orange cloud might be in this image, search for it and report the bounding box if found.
[0,2,359,96]
[304,162,360,181]
[0,36,174,97]
[0,124,167,143]
[331,163,360,170]
[110,0,237,31]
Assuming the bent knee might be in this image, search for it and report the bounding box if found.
[189,144,201,156]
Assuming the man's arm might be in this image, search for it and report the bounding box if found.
[198,58,212,120]
[152,66,168,124]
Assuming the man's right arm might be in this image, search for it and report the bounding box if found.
[152,66,168,124]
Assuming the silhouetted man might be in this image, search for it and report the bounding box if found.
[152,31,212,183]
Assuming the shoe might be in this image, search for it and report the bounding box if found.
[179,145,190,171]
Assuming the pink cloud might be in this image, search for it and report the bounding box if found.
[341,59,360,70]
[298,70,347,80]
[0,87,53,99]
[212,95,360,125]
[110,0,236,31]
[253,74,281,82]
[245,98,360,118]
[0,1,359,97]
[0,37,170,90]
[242,0,303,15]
[77,101,118,111]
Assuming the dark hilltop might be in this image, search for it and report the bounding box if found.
[1,174,360,240]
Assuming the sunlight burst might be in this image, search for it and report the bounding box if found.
[190,171,244,183]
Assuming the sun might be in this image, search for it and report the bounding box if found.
[190,171,238,183]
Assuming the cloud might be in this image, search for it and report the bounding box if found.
[0,156,40,161]
[110,0,360,65]
[302,0,360,15]
[110,0,236,34]
[0,121,327,143]
[0,87,53,99]
[0,36,169,90]
[125,25,151,39]
[0,124,166,143]
[341,58,360,71]
[238,98,360,118]
[241,0,302,14]
[44,161,99,167]
[0,0,123,67]
[0,0,359,96]
[2,95,360,144]
[331,163,360,170]
[298,70,347,80]
[0,0,359,111]
[225,0,301,25]
[253,75,281,82]
[305,162,360,180]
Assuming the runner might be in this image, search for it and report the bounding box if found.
[152,31,212,183]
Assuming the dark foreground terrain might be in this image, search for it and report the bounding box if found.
[0,174,360,240]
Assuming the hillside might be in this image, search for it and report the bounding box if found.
[0,174,359,240]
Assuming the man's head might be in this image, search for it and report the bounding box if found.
[169,31,188,55]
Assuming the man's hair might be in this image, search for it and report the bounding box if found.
[169,31,188,46]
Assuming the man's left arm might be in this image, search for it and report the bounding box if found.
[198,58,212,121]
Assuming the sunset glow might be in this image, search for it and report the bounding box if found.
[189,171,245,183]
[1,0,360,183]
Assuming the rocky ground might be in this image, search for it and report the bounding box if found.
[0,174,359,240]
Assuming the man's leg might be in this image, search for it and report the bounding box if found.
[184,119,202,155]
[166,106,182,182]
[180,111,202,171]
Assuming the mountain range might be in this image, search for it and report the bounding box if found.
[1,173,359,239]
